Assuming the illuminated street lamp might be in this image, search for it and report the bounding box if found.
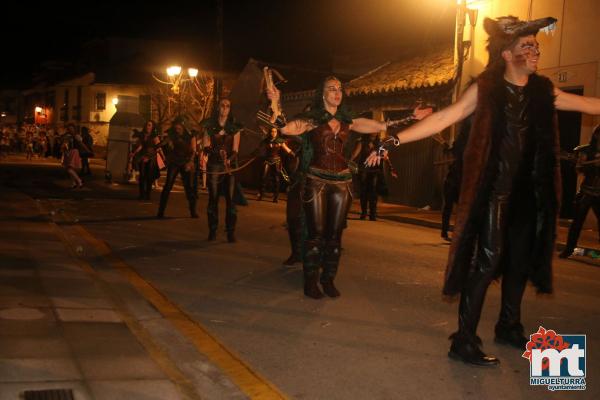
[159,65,200,94]
[151,63,215,128]
[167,66,182,77]
[112,97,119,106]
[34,106,43,113]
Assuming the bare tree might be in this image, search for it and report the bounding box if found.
[148,72,215,133]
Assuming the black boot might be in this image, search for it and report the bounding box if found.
[321,279,340,298]
[494,322,528,349]
[304,274,324,299]
[558,248,573,258]
[189,201,198,218]
[157,203,166,218]
[283,253,301,267]
[207,230,217,241]
[227,231,236,243]
[157,192,168,218]
[369,198,377,221]
[448,333,500,366]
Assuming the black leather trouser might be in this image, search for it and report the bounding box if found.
[158,163,196,214]
[81,157,90,175]
[303,177,352,283]
[260,159,281,200]
[207,165,236,233]
[138,159,156,199]
[359,169,379,217]
[286,178,304,260]
[564,192,600,252]
[457,194,529,338]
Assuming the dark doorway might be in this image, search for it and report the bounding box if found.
[557,87,583,218]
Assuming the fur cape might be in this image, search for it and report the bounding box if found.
[444,69,561,296]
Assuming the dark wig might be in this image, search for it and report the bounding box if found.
[301,76,353,124]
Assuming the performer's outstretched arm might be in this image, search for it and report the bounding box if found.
[280,119,314,136]
[396,84,478,145]
[351,106,432,133]
[555,88,600,115]
[365,85,477,167]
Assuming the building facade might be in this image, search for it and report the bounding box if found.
[458,0,600,217]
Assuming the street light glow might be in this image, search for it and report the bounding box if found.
[167,66,182,77]
[188,68,198,78]
[112,97,119,105]
[34,106,42,113]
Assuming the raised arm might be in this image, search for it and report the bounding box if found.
[396,83,477,144]
[350,118,386,133]
[280,119,314,136]
[555,88,600,115]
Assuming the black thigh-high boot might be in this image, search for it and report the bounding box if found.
[207,170,220,240]
[368,172,378,221]
[224,174,237,242]
[272,162,281,203]
[320,181,351,297]
[302,177,327,299]
[441,179,458,239]
[145,161,157,200]
[495,196,535,349]
[157,165,178,218]
[284,179,303,266]
[449,195,506,366]
[138,161,146,200]
[359,170,368,219]
[258,161,269,201]
[181,168,198,218]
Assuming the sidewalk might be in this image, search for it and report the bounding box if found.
[0,187,245,399]
[349,201,600,266]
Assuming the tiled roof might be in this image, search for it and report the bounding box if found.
[345,46,456,96]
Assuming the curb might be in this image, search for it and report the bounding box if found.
[349,210,600,267]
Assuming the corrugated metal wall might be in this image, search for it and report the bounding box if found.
[385,136,444,209]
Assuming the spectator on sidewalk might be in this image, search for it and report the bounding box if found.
[62,124,83,188]
[80,126,94,176]
[25,130,34,160]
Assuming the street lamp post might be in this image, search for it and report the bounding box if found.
[160,65,201,116]
[152,64,215,131]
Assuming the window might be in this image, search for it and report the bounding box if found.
[95,92,106,111]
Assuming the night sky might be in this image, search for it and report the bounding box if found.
[1,0,456,89]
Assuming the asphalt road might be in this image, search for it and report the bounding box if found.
[1,160,598,400]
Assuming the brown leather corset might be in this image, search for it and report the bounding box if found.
[266,141,283,159]
[308,121,351,173]
[208,133,234,164]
